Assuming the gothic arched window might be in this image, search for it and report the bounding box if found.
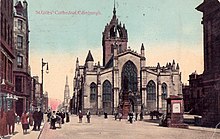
[161,83,167,110]
[90,82,97,102]
[147,80,156,100]
[121,61,138,92]
[102,80,112,111]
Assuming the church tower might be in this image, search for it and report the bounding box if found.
[64,76,70,111]
[102,0,128,66]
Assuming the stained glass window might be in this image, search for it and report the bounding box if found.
[121,61,138,92]
[90,82,97,102]
[147,80,156,100]
[102,80,112,110]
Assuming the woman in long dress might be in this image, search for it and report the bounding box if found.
[0,108,8,138]
[21,111,29,134]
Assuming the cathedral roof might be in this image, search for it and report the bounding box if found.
[85,50,94,62]
[118,49,142,58]
[105,55,113,69]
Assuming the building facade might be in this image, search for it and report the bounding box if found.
[72,5,182,115]
[13,0,31,116]
[32,76,42,111]
[0,0,15,111]
[183,72,204,115]
[184,0,220,127]
[43,91,48,112]
[195,0,220,127]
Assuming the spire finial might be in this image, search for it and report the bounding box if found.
[113,0,116,15]
[66,75,68,85]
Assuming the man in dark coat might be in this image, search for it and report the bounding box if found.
[78,110,83,123]
[66,112,70,123]
[86,110,91,123]
[6,109,15,134]
[61,111,65,124]
[32,109,38,131]
[50,111,56,129]
[128,112,133,124]
[36,109,43,130]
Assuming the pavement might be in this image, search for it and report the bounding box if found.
[38,115,220,139]
[9,123,44,139]
[2,116,47,139]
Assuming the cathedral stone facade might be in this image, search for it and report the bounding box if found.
[72,5,182,115]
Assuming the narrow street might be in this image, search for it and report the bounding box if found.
[39,115,220,139]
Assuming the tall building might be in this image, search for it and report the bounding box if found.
[196,0,220,127]
[72,3,182,115]
[0,0,15,111]
[64,76,70,112]
[13,0,31,116]
[31,76,42,111]
[184,0,220,127]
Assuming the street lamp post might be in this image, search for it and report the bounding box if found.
[41,58,49,111]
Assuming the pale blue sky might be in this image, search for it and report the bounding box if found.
[26,0,204,100]
[28,0,203,54]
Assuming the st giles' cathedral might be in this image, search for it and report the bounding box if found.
[72,3,182,116]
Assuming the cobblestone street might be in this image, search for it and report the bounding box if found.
[39,115,220,139]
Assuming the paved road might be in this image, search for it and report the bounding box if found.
[39,115,220,139]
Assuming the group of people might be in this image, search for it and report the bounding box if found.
[47,110,70,130]
[0,107,44,139]
[20,108,44,134]
[0,108,16,138]
[128,111,144,123]
[114,110,144,124]
[78,110,91,123]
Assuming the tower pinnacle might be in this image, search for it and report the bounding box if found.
[66,75,68,85]
[113,0,116,15]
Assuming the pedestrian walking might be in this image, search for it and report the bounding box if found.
[32,109,38,131]
[0,108,8,138]
[56,113,62,128]
[66,112,70,123]
[78,110,83,123]
[86,110,91,123]
[118,112,122,121]
[140,111,143,121]
[61,111,65,124]
[128,112,133,124]
[16,114,20,124]
[6,109,15,135]
[135,112,138,121]
[21,111,29,134]
[132,112,136,122]
[47,110,51,122]
[114,110,118,120]
[104,112,108,119]
[29,112,33,126]
[50,111,56,129]
[36,109,43,130]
